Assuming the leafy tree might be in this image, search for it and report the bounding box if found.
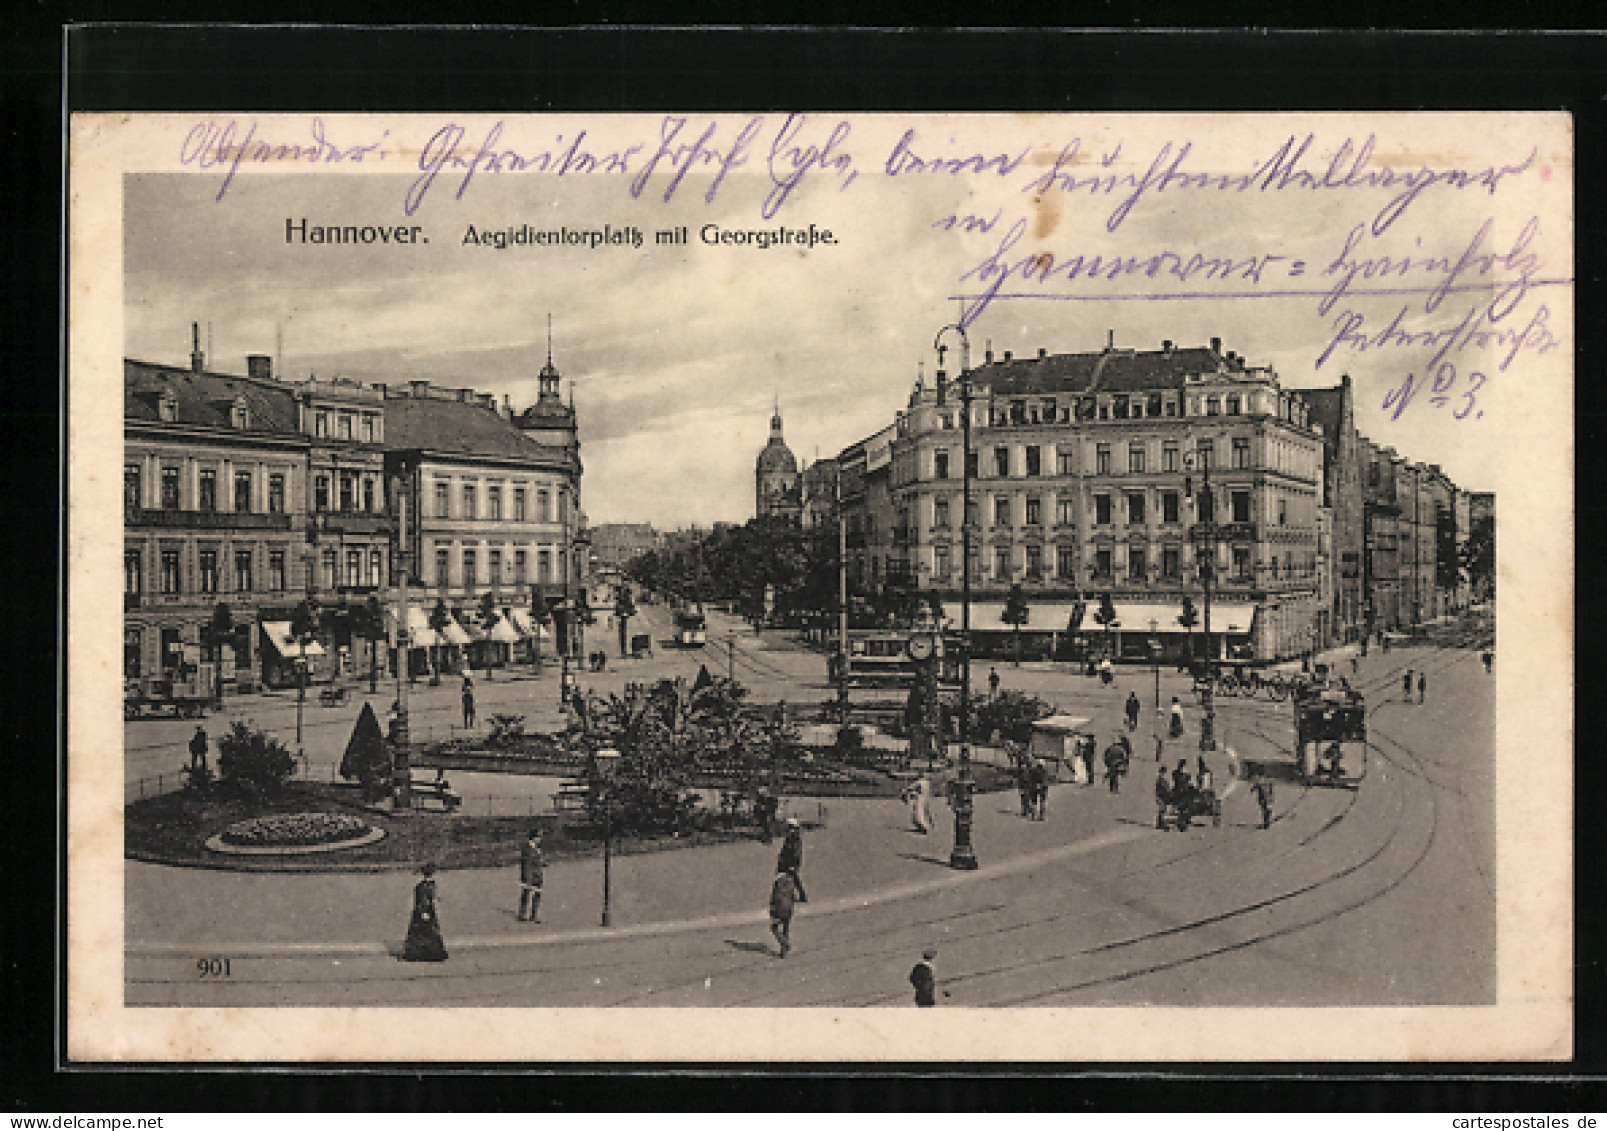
[1002,584,1030,666]
[202,602,234,705]
[289,598,319,688]
[614,583,637,657]
[428,598,452,675]
[1092,592,1119,659]
[478,591,501,677]
[353,595,385,693]
[217,720,296,800]
[528,591,551,672]
[1177,595,1199,666]
[974,690,1055,745]
[339,701,392,798]
[1461,513,1495,600]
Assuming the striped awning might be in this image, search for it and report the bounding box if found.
[261,622,327,657]
[962,600,1081,633]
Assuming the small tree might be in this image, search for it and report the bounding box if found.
[339,702,392,798]
[351,595,386,693]
[428,598,452,677]
[1002,584,1031,667]
[1092,592,1119,660]
[529,592,551,673]
[216,720,296,800]
[478,591,501,678]
[1178,595,1199,668]
[614,583,637,657]
[202,602,234,706]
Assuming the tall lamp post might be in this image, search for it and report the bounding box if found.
[390,464,413,809]
[935,323,977,870]
[1149,617,1161,714]
[593,747,621,927]
[1185,448,1217,752]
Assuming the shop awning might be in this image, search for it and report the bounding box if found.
[439,619,473,647]
[963,600,1082,633]
[383,607,443,650]
[1199,604,1258,635]
[1032,714,1092,734]
[485,617,523,644]
[1075,602,1258,635]
[261,622,327,657]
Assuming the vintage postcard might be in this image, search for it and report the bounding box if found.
[68,111,1571,1061]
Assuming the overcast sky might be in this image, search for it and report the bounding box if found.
[123,113,1568,526]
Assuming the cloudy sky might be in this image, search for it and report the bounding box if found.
[122,113,1568,526]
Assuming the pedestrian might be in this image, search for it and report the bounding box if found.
[1031,757,1050,820]
[1402,669,1413,702]
[1153,731,1164,763]
[769,869,802,958]
[518,828,545,923]
[1172,758,1192,799]
[1103,740,1128,793]
[1099,657,1114,686]
[1169,696,1185,740]
[909,947,939,1007]
[904,774,935,834]
[188,725,208,774]
[1155,766,1171,830]
[1482,649,1493,673]
[778,817,807,901]
[1125,691,1141,732]
[988,667,1000,699]
[1418,670,1426,704]
[1251,778,1274,829]
[1196,756,1214,796]
[1350,656,1359,678]
[402,863,448,962]
[755,787,778,843]
[1360,636,1369,658]
[461,674,476,728]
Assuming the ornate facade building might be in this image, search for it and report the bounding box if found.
[841,337,1328,661]
[755,402,802,522]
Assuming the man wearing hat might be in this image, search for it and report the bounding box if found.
[777,817,806,902]
[909,948,939,1007]
[518,827,545,923]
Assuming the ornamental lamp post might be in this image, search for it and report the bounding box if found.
[593,746,622,927]
[1149,617,1161,714]
[934,322,977,871]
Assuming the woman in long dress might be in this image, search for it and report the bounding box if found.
[402,862,448,962]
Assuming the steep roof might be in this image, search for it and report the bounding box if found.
[1301,385,1347,450]
[124,359,300,435]
[973,345,1243,396]
[757,437,798,474]
[385,392,572,466]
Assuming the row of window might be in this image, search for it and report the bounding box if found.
[312,408,383,444]
[924,488,1280,530]
[932,437,1254,481]
[932,391,1274,433]
[432,481,568,523]
[314,471,383,514]
[127,546,292,596]
[126,466,289,514]
[433,546,568,588]
[921,545,1316,584]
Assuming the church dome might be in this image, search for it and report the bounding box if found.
[757,437,798,475]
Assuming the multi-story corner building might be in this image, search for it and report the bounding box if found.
[124,341,310,690]
[843,336,1326,661]
[838,425,897,594]
[293,368,392,676]
[1301,375,1368,645]
[384,351,584,667]
[799,458,840,531]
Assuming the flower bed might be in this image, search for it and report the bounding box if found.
[220,811,373,848]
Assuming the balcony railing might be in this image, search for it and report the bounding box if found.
[1189,521,1258,542]
[127,506,292,531]
[312,511,391,535]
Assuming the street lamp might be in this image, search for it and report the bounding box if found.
[935,322,977,871]
[592,746,621,927]
[1148,617,1161,714]
[1184,449,1217,753]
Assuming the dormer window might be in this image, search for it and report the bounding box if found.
[159,390,178,423]
[230,396,250,430]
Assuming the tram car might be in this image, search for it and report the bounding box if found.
[673,605,707,647]
[837,630,965,688]
[1293,684,1367,786]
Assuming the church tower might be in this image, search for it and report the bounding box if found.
[755,399,801,523]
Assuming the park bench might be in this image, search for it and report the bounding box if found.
[409,775,462,812]
[551,780,591,812]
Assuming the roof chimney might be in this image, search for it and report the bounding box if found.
[1106,329,1114,350]
[409,380,430,398]
[246,354,272,380]
[1002,350,1013,362]
[1038,347,1048,359]
[1211,336,1222,353]
[1161,339,1173,352]
[504,394,514,418]
[984,340,994,363]
[190,322,205,372]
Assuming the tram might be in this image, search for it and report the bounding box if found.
[835,630,965,688]
[673,605,707,647]
[1293,683,1367,786]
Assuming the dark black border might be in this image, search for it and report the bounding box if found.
[15,18,1604,1112]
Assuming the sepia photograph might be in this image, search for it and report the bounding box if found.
[67,110,1571,1061]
